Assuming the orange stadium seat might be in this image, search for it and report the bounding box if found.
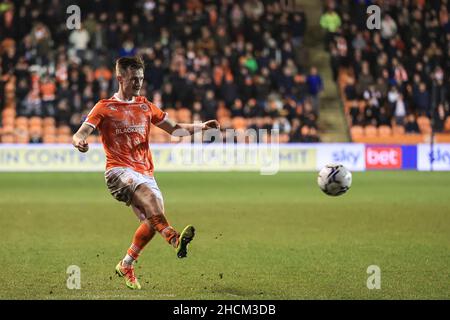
[15,123,28,132]
[43,134,56,143]
[57,125,72,135]
[29,117,42,127]
[2,124,14,135]
[15,116,28,127]
[56,134,72,143]
[2,108,16,119]
[417,116,431,134]
[15,134,30,144]
[350,126,363,141]
[2,116,15,127]
[435,133,450,143]
[232,117,247,130]
[364,125,377,137]
[393,125,405,135]
[216,103,230,119]
[43,117,56,127]
[444,118,450,133]
[218,116,232,129]
[279,133,290,143]
[4,76,16,95]
[177,108,192,123]
[14,126,29,143]
[164,108,177,121]
[1,133,15,143]
[86,135,97,144]
[43,125,56,135]
[378,125,392,137]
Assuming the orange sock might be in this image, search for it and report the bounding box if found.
[148,214,179,247]
[125,222,156,263]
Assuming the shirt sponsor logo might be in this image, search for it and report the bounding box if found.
[115,125,146,135]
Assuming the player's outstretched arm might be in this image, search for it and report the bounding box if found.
[158,118,220,137]
[72,123,94,153]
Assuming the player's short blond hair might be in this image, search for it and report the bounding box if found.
[115,56,145,76]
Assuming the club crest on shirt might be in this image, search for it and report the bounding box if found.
[140,104,148,111]
[107,104,117,111]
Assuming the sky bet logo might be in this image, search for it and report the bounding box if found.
[332,150,361,166]
[429,148,450,166]
[366,147,402,169]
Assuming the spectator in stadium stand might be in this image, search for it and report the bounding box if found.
[431,67,447,110]
[377,107,391,127]
[306,66,324,116]
[433,104,448,133]
[414,83,431,117]
[40,75,56,117]
[320,5,342,50]
[405,114,420,134]
[289,119,303,142]
[380,14,398,40]
[291,12,307,48]
[349,101,360,126]
[394,93,407,126]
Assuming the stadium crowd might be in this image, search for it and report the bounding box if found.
[0,0,323,143]
[322,0,450,141]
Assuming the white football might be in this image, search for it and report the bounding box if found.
[317,164,352,196]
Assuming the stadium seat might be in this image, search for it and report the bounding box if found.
[444,118,450,133]
[56,134,72,143]
[393,125,405,135]
[5,77,16,95]
[232,117,247,130]
[86,135,98,144]
[364,125,377,137]
[279,133,290,143]
[378,125,392,137]
[177,108,192,123]
[216,103,231,119]
[42,134,56,143]
[1,133,15,143]
[15,134,30,144]
[29,117,42,127]
[164,108,177,122]
[435,133,450,143]
[350,126,364,140]
[29,125,42,136]
[15,116,28,127]
[43,117,56,127]
[417,116,431,134]
[2,108,16,119]
[2,116,15,127]
[43,125,56,135]
[57,125,72,135]
[15,123,28,132]
[218,116,232,129]
[2,124,14,135]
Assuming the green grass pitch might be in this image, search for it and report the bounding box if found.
[0,171,449,299]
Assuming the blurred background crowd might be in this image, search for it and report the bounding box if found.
[1,0,449,144]
[322,0,450,142]
[0,0,324,143]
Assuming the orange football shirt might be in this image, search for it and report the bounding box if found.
[84,94,167,176]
